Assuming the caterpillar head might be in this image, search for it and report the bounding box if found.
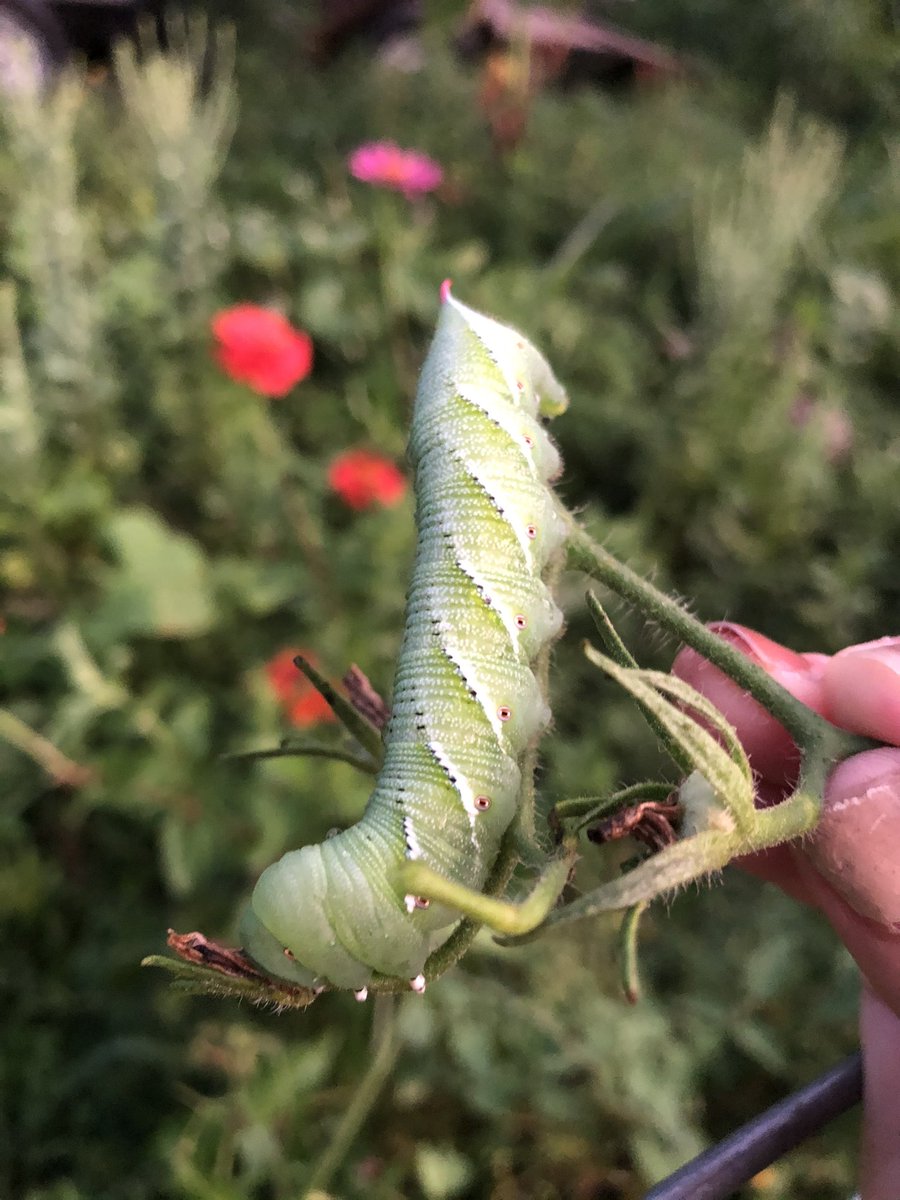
[438,283,568,419]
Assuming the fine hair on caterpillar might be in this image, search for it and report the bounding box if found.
[239,285,571,993]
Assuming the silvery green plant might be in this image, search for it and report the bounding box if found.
[114,18,236,329]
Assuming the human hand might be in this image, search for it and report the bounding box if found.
[674,625,900,1200]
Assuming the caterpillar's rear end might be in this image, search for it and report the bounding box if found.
[241,288,568,992]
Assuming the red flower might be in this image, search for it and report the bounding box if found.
[212,305,313,397]
[328,449,407,510]
[287,689,335,727]
[264,648,336,728]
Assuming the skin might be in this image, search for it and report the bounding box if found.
[673,625,900,1199]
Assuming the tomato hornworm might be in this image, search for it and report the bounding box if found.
[239,284,570,995]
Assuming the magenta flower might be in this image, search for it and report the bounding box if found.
[348,141,443,198]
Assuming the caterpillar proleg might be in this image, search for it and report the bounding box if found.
[240,287,569,991]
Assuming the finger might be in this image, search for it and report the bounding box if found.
[804,748,900,928]
[787,849,900,1016]
[739,750,900,1001]
[676,627,900,932]
[672,622,828,785]
[779,749,900,1014]
[733,845,813,904]
[860,984,900,1200]
[823,640,900,745]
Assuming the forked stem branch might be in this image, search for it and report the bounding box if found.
[567,522,867,767]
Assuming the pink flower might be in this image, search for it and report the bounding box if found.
[347,141,443,198]
[212,306,313,398]
[328,449,407,510]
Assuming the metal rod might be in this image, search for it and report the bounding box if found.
[645,1052,863,1200]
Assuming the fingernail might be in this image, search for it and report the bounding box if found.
[673,624,807,785]
[707,622,809,671]
[708,622,829,714]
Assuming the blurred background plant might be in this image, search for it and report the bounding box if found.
[1,1,898,1197]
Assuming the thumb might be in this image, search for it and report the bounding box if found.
[805,748,900,930]
[789,748,900,1017]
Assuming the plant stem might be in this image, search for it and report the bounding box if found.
[221,742,379,774]
[618,901,647,1005]
[553,781,674,829]
[567,522,861,759]
[0,708,93,787]
[586,590,695,775]
[750,788,821,849]
[293,655,385,766]
[301,995,399,1198]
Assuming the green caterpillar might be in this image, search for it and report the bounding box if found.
[240,285,569,995]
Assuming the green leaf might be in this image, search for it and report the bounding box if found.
[99,507,217,639]
[583,646,755,832]
[585,591,695,775]
[212,556,302,616]
[141,954,318,1010]
[293,655,384,765]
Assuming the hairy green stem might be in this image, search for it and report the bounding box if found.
[751,788,821,849]
[618,901,647,1005]
[567,523,865,762]
[553,782,674,829]
[221,742,379,774]
[301,995,399,1198]
[586,591,694,775]
[0,708,93,787]
[504,829,737,941]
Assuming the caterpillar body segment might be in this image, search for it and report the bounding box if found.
[240,289,569,991]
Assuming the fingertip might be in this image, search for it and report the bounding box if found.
[805,748,900,928]
[673,633,804,784]
[734,844,814,904]
[823,651,900,745]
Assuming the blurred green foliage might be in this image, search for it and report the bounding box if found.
[1,1,898,1197]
